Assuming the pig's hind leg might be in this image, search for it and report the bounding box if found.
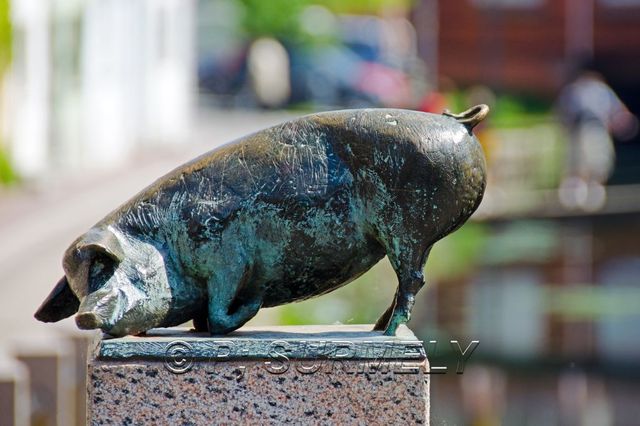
[206,263,263,335]
[373,238,433,336]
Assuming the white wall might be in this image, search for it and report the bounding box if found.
[8,0,50,178]
[6,0,195,178]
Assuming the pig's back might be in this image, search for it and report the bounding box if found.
[179,119,386,304]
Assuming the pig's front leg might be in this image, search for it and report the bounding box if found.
[206,263,263,335]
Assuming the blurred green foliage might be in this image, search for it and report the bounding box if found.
[238,0,310,42]
[426,222,487,281]
[547,285,640,320]
[275,258,396,325]
[491,94,552,127]
[0,0,11,72]
[312,0,414,14]
[237,0,414,43]
[448,90,553,128]
[0,146,17,185]
[0,0,15,186]
[482,221,559,266]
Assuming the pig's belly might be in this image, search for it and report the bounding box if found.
[255,202,386,307]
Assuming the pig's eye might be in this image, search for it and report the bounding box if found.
[88,254,117,292]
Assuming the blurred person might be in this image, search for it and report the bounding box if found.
[557,66,638,210]
[247,37,291,108]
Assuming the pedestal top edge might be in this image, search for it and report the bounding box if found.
[93,324,426,361]
[101,324,419,342]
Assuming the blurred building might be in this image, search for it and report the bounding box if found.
[4,0,195,180]
[407,2,640,423]
[421,204,640,424]
[414,0,640,97]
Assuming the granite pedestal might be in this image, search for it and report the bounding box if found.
[87,324,430,425]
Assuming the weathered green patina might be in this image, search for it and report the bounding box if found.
[35,106,488,336]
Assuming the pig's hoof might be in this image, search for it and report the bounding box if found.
[383,327,398,336]
[207,322,240,336]
[382,320,401,336]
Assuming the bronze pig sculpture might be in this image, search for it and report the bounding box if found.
[35,106,488,336]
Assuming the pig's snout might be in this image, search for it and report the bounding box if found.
[75,287,123,331]
[75,311,103,329]
[73,282,148,334]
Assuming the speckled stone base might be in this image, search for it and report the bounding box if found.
[87,325,430,425]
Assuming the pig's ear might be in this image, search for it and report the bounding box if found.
[77,228,125,263]
[34,276,80,323]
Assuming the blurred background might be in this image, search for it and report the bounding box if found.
[1,0,640,424]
